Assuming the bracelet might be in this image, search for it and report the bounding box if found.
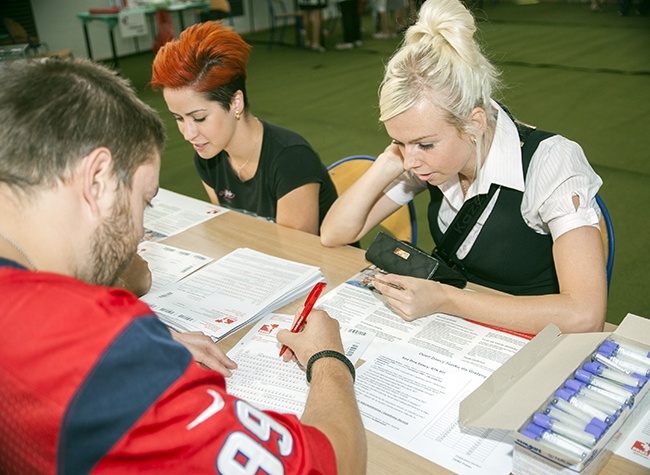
[306,350,356,384]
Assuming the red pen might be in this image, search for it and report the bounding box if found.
[278,282,326,357]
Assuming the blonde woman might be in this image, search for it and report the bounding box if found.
[321,0,607,335]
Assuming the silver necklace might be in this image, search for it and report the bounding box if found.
[0,231,36,269]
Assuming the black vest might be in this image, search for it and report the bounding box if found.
[427,127,559,296]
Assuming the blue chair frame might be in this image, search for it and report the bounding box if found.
[327,155,418,246]
[595,193,614,289]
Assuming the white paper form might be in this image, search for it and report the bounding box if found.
[137,241,213,294]
[225,313,374,416]
[316,269,529,370]
[141,248,323,341]
[356,342,515,475]
[143,188,228,241]
[614,405,650,468]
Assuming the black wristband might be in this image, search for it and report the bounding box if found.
[305,350,356,383]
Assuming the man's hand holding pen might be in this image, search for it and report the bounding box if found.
[277,309,345,366]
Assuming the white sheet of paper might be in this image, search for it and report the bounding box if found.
[316,268,529,369]
[225,313,374,416]
[141,248,323,341]
[356,342,515,475]
[614,404,650,468]
[143,188,228,241]
[137,241,213,294]
[313,268,529,474]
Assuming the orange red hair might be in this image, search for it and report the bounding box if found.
[150,21,251,99]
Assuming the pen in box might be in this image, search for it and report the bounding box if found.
[544,405,607,438]
[574,369,637,402]
[564,379,624,415]
[521,424,589,463]
[567,375,631,407]
[555,388,614,425]
[583,361,643,389]
[605,339,650,361]
[533,413,598,447]
[595,348,650,377]
[550,396,606,428]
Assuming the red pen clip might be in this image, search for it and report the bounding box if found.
[278,282,326,357]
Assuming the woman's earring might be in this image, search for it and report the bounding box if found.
[471,136,477,145]
[235,110,241,121]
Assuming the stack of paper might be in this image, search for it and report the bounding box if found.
[143,188,228,242]
[141,248,323,341]
[137,241,214,294]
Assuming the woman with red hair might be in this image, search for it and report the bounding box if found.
[151,21,337,235]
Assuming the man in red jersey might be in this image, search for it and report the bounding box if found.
[0,58,365,474]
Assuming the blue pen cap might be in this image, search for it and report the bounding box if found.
[520,428,540,441]
[590,417,609,431]
[555,387,576,401]
[597,345,616,358]
[575,369,594,383]
[525,423,547,438]
[624,384,641,395]
[565,379,585,392]
[584,362,605,375]
[585,421,607,439]
[600,340,617,350]
[533,413,552,430]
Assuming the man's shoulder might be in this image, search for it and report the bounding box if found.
[0,269,153,336]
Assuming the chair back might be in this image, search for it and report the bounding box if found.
[3,18,30,44]
[3,18,54,56]
[327,155,417,246]
[595,193,614,289]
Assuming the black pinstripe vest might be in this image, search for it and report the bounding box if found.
[427,126,560,295]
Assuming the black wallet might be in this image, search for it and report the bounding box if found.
[365,232,467,288]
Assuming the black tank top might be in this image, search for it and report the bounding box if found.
[427,128,560,296]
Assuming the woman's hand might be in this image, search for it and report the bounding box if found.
[375,142,407,177]
[373,274,444,321]
[171,330,238,377]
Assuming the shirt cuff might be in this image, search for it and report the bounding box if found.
[548,206,600,241]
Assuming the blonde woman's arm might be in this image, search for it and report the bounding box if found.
[320,145,406,247]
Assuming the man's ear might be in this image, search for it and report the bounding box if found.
[80,147,115,218]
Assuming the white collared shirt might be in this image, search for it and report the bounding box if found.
[384,102,602,258]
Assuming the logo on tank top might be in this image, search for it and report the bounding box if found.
[219,189,235,201]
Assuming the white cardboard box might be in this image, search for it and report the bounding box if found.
[459,313,650,475]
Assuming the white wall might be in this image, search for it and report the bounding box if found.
[31,0,272,62]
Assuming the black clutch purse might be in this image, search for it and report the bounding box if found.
[365,232,467,289]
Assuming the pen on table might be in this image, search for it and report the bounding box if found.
[278,282,326,357]
[370,277,405,291]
